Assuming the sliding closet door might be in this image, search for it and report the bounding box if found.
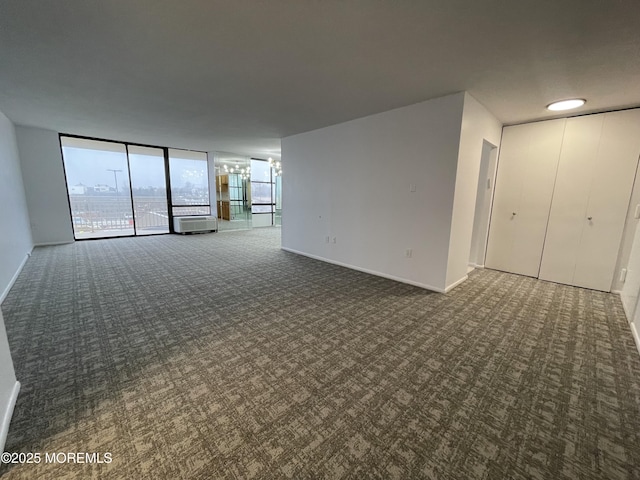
[485,119,565,277]
[538,115,603,286]
[539,110,640,291]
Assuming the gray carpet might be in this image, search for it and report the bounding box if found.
[1,227,640,479]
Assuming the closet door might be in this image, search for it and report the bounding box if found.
[539,110,640,291]
[485,119,565,277]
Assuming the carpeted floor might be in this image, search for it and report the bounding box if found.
[1,227,640,479]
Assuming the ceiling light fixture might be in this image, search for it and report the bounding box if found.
[270,160,282,177]
[547,99,586,111]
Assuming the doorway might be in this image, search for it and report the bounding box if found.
[469,140,498,269]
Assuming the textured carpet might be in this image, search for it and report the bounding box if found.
[1,227,640,479]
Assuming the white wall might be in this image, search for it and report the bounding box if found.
[625,218,640,356]
[613,162,640,293]
[620,161,640,330]
[445,93,502,289]
[0,309,19,453]
[282,93,466,292]
[15,126,74,246]
[0,112,33,302]
[0,111,24,451]
[622,220,640,319]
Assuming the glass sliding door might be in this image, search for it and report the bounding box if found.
[168,149,210,216]
[215,154,252,231]
[250,159,274,227]
[61,137,135,239]
[128,146,169,235]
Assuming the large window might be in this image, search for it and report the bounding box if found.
[250,159,275,226]
[169,149,210,216]
[61,137,136,239]
[128,146,169,235]
[61,136,209,239]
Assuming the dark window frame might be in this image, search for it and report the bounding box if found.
[59,133,210,240]
[250,158,276,223]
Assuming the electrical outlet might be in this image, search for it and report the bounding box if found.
[409,184,416,192]
[325,236,330,243]
[405,249,412,258]
[620,268,627,282]
[332,237,337,244]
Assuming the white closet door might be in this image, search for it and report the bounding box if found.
[485,119,565,276]
[539,110,640,291]
[574,110,640,290]
[538,115,604,286]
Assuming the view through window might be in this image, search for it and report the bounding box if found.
[61,136,209,239]
[128,146,170,235]
[251,159,277,227]
[169,149,210,216]
[61,137,136,239]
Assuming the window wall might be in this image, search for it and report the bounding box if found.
[61,135,209,240]
[129,146,170,235]
[169,149,210,216]
[251,158,275,227]
[61,137,136,239]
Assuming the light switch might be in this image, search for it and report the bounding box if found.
[409,184,416,192]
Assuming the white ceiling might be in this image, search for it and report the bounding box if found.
[1,0,639,158]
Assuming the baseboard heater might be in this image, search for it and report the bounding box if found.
[173,216,218,234]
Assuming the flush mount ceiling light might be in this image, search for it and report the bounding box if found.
[547,99,586,111]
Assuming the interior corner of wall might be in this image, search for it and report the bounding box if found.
[444,274,469,293]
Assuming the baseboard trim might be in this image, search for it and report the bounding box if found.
[280,247,445,293]
[467,263,485,272]
[444,275,469,293]
[631,322,640,359]
[0,381,20,453]
[34,240,74,247]
[0,250,32,304]
[619,293,633,322]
